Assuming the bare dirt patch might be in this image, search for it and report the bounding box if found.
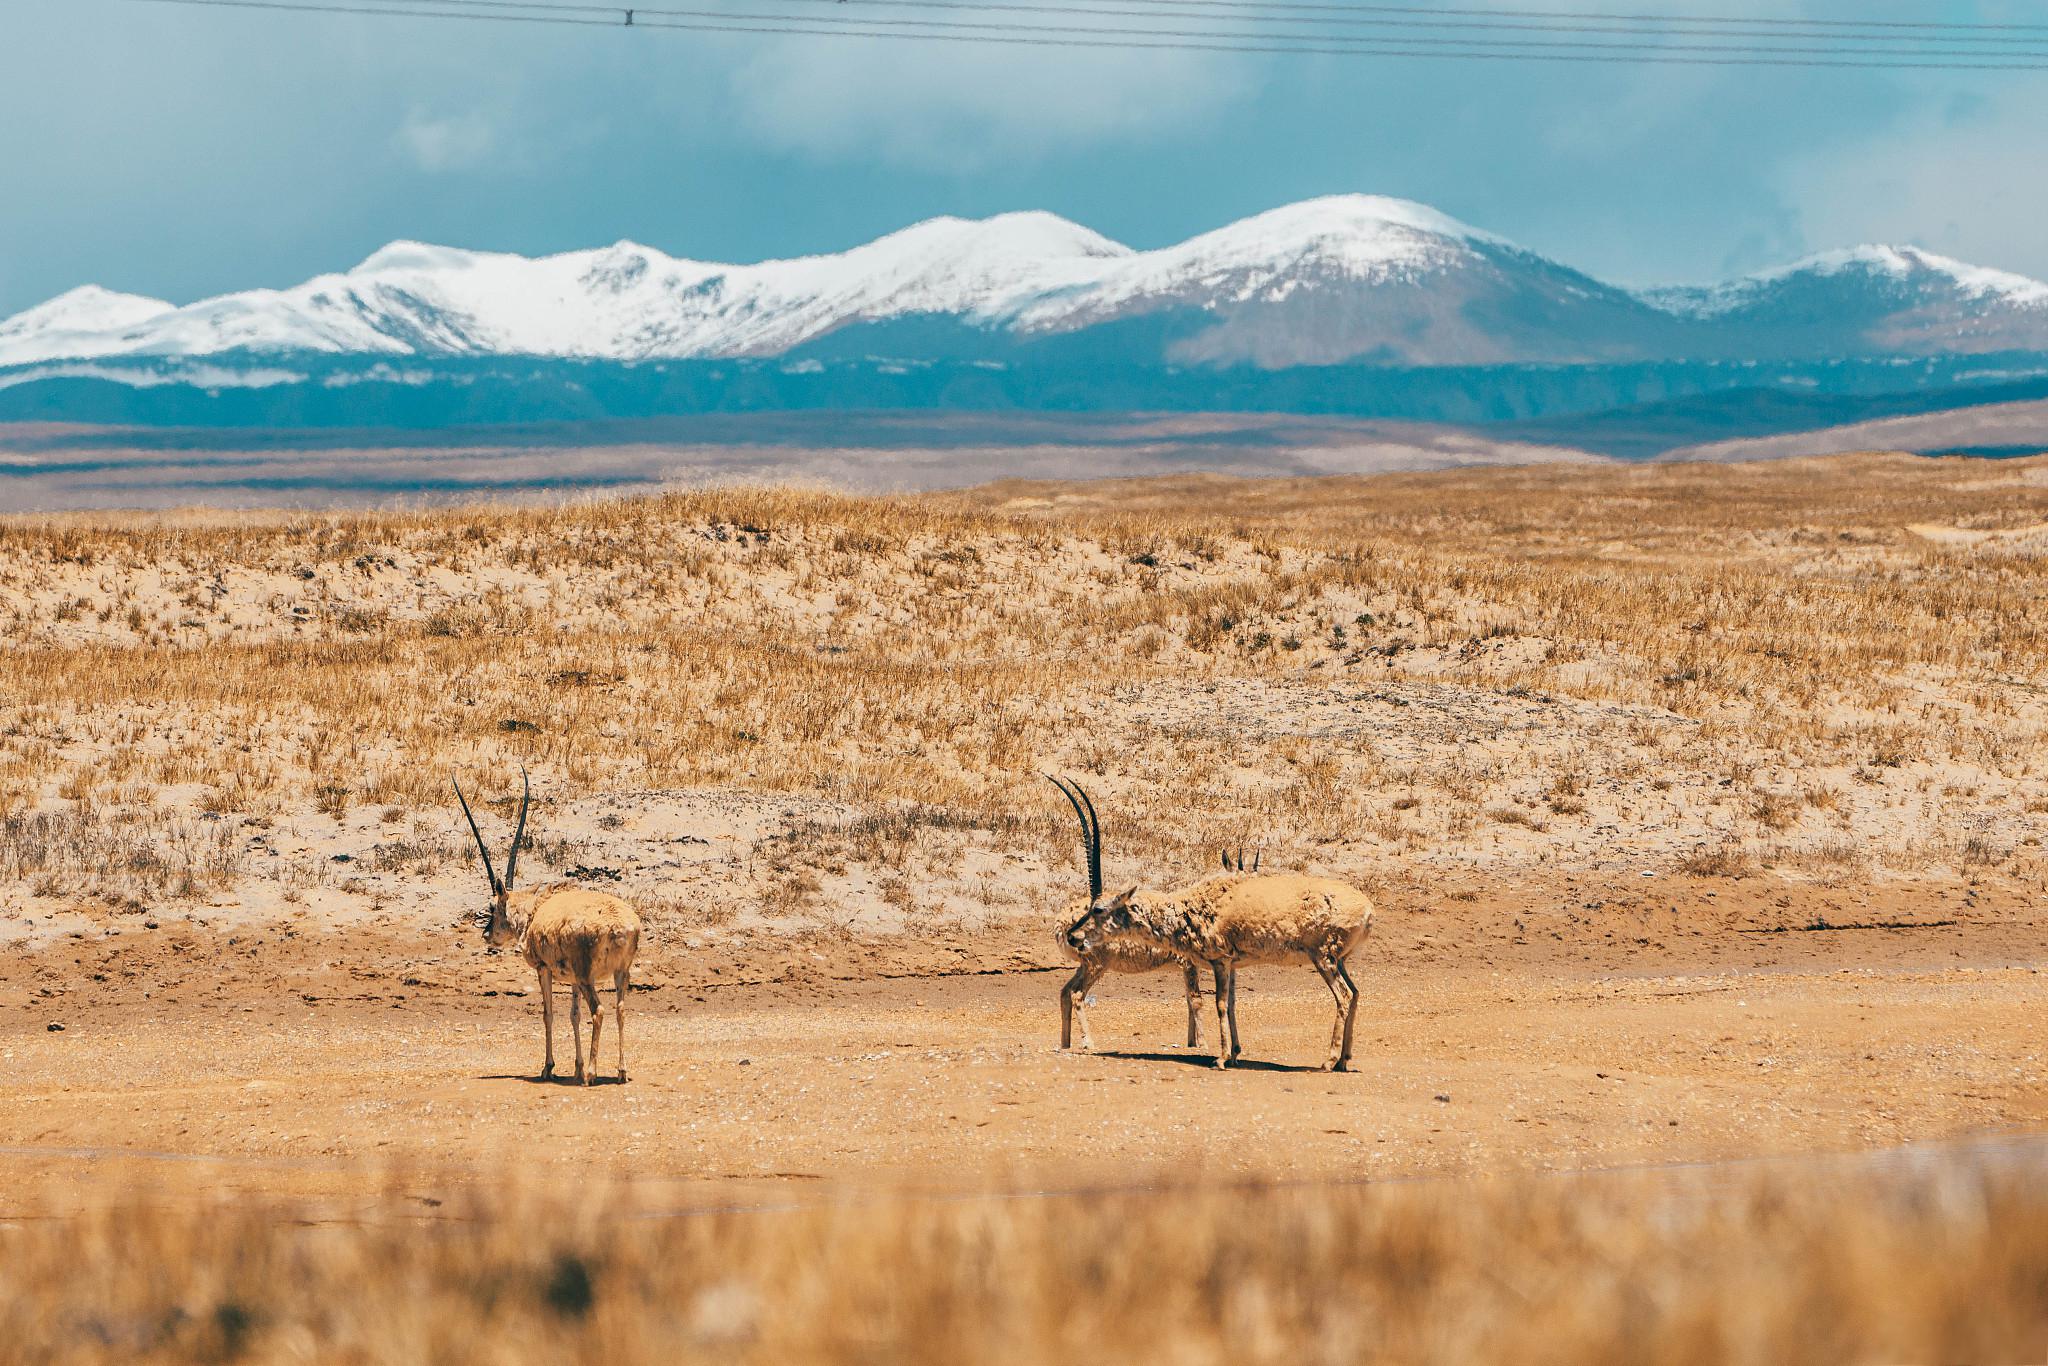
[2,456,2046,1359]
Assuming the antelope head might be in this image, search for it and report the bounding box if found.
[1046,774,1138,956]
[455,767,531,949]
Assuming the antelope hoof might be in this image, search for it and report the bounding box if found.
[541,1063,555,1081]
[618,1069,629,1083]
[1325,1060,1351,1073]
[1213,1057,1231,1071]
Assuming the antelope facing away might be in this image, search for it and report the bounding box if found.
[1056,786,1373,1072]
[456,771,642,1086]
[1047,775,1204,1053]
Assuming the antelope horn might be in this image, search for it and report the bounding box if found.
[1044,773,1103,900]
[1251,845,1262,873]
[1220,849,1232,872]
[453,776,501,897]
[1073,779,1103,900]
[503,766,531,892]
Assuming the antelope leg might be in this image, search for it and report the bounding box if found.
[615,969,630,1082]
[538,967,556,1081]
[1064,966,1097,1056]
[1312,954,1354,1072]
[1210,962,1233,1069]
[1334,958,1361,1072]
[570,983,587,1085]
[1223,962,1241,1064]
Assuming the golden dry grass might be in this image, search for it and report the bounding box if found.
[2,452,2047,921]
[3,1155,2044,1365]
[6,456,2048,1364]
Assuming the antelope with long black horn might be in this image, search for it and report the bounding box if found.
[1062,793,1374,1072]
[1046,774,1206,1053]
[456,769,642,1085]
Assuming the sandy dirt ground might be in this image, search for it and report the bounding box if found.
[3,460,2046,1236]
[5,868,2042,1217]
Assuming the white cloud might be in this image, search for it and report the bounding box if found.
[726,37,1252,171]
[395,107,500,172]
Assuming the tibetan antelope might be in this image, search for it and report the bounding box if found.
[1057,789,1373,1072]
[1047,775,1205,1052]
[456,770,642,1086]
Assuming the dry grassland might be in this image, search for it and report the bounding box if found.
[2,452,2046,933]
[4,1156,2045,1365]
[5,453,2048,1363]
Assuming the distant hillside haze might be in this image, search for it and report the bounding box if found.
[8,195,2048,370]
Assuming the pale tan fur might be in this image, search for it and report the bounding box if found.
[460,772,643,1087]
[492,884,642,1086]
[1053,898,1204,1052]
[1067,872,1373,1071]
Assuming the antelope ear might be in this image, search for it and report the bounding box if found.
[1115,885,1139,905]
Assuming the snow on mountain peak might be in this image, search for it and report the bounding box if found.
[1030,195,1508,323]
[1231,194,1494,242]
[1799,245,2048,305]
[8,198,2048,369]
[1659,244,2048,316]
[0,284,174,338]
[350,240,498,276]
[853,211,1130,263]
[1187,195,1502,265]
[775,211,1130,300]
[693,211,1134,345]
[1160,196,1497,285]
[572,241,678,295]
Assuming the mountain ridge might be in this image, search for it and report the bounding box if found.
[6,194,2048,370]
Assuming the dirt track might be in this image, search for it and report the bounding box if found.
[5,870,2043,1214]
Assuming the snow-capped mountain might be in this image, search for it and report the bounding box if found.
[0,285,176,361]
[995,197,1689,368]
[6,196,2048,370]
[1645,246,2048,360]
[0,213,1132,368]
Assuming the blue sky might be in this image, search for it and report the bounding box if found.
[3,1,2045,314]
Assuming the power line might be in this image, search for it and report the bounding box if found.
[625,18,2048,65]
[797,3,2048,45]
[350,0,2048,45]
[338,0,2048,58]
[118,0,2048,67]
[126,0,619,28]
[282,0,2048,34]
[587,16,2048,59]
[1062,0,2048,33]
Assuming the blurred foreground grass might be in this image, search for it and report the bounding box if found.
[4,1152,2045,1364]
